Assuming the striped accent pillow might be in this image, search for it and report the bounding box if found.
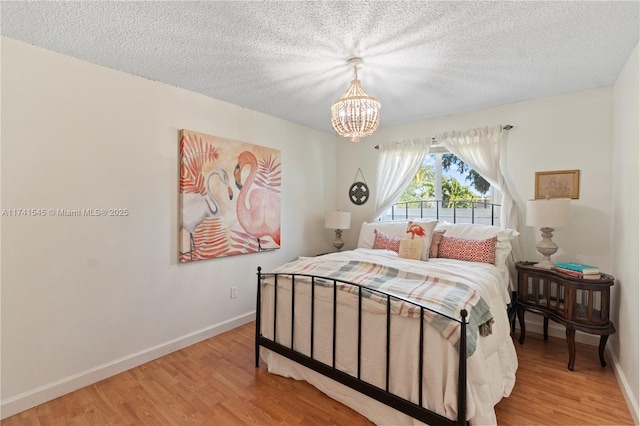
[372,229,401,252]
[437,236,497,264]
[429,230,446,258]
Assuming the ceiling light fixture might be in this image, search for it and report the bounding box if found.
[330,57,381,143]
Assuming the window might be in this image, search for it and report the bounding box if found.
[386,151,501,224]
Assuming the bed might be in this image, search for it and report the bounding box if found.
[255,220,518,425]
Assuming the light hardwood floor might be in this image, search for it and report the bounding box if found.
[2,322,634,425]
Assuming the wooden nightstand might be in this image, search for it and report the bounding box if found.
[515,262,616,371]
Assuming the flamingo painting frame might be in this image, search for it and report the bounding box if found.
[179,129,281,262]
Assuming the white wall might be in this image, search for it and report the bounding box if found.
[0,37,337,417]
[612,41,640,424]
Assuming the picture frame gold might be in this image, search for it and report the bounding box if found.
[535,169,580,199]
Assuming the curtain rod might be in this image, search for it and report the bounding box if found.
[374,125,513,149]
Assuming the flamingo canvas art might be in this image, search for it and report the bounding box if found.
[179,129,281,262]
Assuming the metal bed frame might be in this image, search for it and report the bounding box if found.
[255,206,507,425]
[255,268,469,426]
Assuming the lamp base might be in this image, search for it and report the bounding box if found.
[535,227,558,269]
[333,229,344,251]
[533,259,555,269]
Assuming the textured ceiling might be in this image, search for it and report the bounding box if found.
[2,1,639,134]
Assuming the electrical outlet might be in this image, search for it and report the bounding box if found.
[230,286,238,299]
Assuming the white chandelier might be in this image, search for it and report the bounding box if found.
[330,58,381,143]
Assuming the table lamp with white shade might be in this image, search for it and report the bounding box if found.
[526,198,572,269]
[325,211,351,251]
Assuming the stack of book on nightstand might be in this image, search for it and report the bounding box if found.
[552,262,601,279]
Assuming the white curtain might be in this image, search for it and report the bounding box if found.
[373,138,433,220]
[436,125,523,281]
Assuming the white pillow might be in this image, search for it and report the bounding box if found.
[357,221,410,249]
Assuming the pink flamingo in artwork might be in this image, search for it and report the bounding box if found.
[234,151,281,248]
[406,223,426,239]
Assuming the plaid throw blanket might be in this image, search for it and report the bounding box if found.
[271,257,494,357]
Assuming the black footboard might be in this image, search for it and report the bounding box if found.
[254,266,469,426]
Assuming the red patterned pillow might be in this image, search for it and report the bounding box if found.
[437,236,497,264]
[373,229,401,252]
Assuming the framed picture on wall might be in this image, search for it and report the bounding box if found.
[534,169,580,199]
[179,129,281,262]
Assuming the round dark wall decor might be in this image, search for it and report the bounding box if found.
[349,182,369,205]
[349,168,369,205]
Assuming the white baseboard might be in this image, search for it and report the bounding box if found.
[1,311,256,420]
[607,346,640,425]
[515,316,600,345]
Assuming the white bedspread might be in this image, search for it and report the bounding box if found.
[259,248,518,425]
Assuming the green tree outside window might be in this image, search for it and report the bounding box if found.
[397,154,491,209]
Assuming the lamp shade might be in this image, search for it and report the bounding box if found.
[325,211,351,230]
[526,198,572,228]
